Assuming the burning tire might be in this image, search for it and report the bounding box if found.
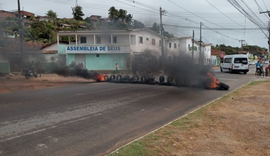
[104,75,109,81]
[218,82,230,90]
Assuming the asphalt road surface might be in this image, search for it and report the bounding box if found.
[0,65,262,156]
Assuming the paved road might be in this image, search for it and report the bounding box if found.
[0,65,264,156]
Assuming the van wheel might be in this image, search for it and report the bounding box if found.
[244,72,247,74]
[220,67,223,72]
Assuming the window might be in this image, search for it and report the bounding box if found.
[139,36,143,44]
[113,36,117,43]
[224,58,232,63]
[152,39,155,45]
[96,36,101,44]
[80,37,86,43]
[169,42,171,48]
[234,58,248,64]
[174,43,177,49]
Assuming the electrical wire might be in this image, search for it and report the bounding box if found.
[163,24,266,31]
[205,0,244,28]
[227,0,268,38]
[254,0,270,20]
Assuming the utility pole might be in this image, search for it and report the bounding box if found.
[239,39,245,53]
[17,0,24,56]
[199,22,203,65]
[260,11,270,54]
[160,7,165,58]
[192,30,194,61]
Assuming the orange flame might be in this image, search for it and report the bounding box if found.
[96,74,105,82]
[207,72,220,88]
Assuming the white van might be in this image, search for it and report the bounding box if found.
[220,54,249,74]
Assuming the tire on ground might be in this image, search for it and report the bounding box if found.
[159,75,165,83]
[116,75,122,80]
[110,75,116,80]
[167,76,173,83]
[132,75,139,81]
[219,82,230,90]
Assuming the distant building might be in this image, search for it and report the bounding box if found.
[12,10,35,20]
[0,10,15,21]
[211,49,225,65]
[166,37,212,65]
[35,16,51,22]
[89,15,102,27]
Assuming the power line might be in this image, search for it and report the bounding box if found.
[205,0,244,28]
[261,0,269,12]
[254,0,270,20]
[227,0,268,38]
[163,24,266,30]
[168,0,241,31]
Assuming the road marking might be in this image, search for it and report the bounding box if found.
[218,78,239,81]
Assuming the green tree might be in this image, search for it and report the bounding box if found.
[72,5,84,21]
[46,10,57,24]
[108,6,119,22]
[25,27,40,42]
[118,9,127,23]
[125,14,132,25]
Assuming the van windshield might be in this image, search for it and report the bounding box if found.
[234,58,248,64]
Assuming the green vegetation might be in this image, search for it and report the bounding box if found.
[212,44,267,56]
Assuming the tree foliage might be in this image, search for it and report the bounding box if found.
[213,44,267,56]
[108,6,133,28]
[72,5,84,21]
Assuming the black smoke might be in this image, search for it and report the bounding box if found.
[53,62,98,80]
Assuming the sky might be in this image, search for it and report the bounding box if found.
[1,0,270,50]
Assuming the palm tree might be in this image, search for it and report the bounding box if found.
[25,27,40,42]
[118,9,127,23]
[125,14,132,25]
[108,6,119,22]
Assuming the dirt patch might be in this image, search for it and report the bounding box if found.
[0,74,94,93]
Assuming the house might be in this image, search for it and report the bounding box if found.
[166,37,212,65]
[57,28,163,71]
[59,23,71,29]
[211,49,225,66]
[35,16,52,22]
[89,15,102,27]
[0,10,15,21]
[56,28,213,72]
[13,10,35,20]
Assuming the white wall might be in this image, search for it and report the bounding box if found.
[130,30,161,56]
